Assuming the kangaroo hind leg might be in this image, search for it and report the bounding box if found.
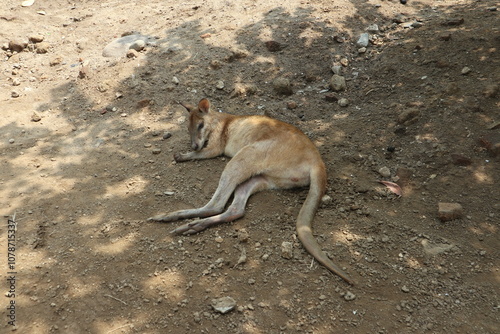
[171,175,270,235]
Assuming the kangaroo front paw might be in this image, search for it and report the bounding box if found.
[174,152,190,162]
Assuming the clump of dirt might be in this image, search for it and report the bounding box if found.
[0,0,498,333]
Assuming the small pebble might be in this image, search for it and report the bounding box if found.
[461,66,471,75]
[281,241,293,259]
[163,132,172,140]
[273,77,293,95]
[344,291,356,301]
[129,39,145,51]
[378,166,391,177]
[287,101,298,109]
[338,98,349,107]
[329,75,346,92]
[31,112,42,122]
[35,42,50,54]
[9,138,15,144]
[216,80,225,90]
[29,35,44,43]
[331,65,342,75]
[211,297,236,314]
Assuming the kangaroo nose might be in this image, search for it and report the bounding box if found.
[192,143,199,151]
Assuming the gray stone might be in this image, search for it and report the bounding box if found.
[273,77,293,95]
[102,34,151,57]
[211,297,236,314]
[338,98,349,107]
[366,24,379,33]
[356,33,370,47]
[281,241,293,259]
[329,74,346,92]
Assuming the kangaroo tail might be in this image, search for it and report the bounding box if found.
[296,164,355,285]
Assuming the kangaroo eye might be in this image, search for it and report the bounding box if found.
[198,122,204,131]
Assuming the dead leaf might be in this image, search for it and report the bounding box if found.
[378,181,403,197]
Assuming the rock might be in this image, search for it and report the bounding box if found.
[329,74,346,92]
[35,42,50,54]
[11,91,20,98]
[162,132,172,140]
[366,24,379,33]
[356,33,370,47]
[49,57,62,66]
[287,101,297,109]
[211,297,236,314]
[321,195,332,205]
[331,65,342,75]
[281,241,293,259]
[216,80,225,90]
[421,239,454,256]
[130,39,146,51]
[273,77,293,95]
[29,35,44,43]
[172,76,180,85]
[378,167,391,178]
[438,202,464,221]
[401,285,410,293]
[78,66,90,79]
[461,66,471,75]
[343,291,356,301]
[210,60,222,69]
[8,138,15,144]
[358,47,367,54]
[126,49,138,58]
[442,18,464,26]
[264,40,283,52]
[237,229,249,243]
[102,34,151,57]
[11,78,20,86]
[338,98,349,107]
[9,40,28,52]
[31,112,41,122]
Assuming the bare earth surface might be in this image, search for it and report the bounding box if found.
[1,0,499,333]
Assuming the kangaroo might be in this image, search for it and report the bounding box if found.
[149,98,354,285]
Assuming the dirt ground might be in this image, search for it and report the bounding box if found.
[1,0,499,333]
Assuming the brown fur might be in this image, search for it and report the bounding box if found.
[150,98,354,284]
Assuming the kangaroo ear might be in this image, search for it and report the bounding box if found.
[198,98,210,113]
[178,101,195,113]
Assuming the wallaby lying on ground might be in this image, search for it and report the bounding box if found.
[149,98,354,284]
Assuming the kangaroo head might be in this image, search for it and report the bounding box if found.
[180,98,212,151]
